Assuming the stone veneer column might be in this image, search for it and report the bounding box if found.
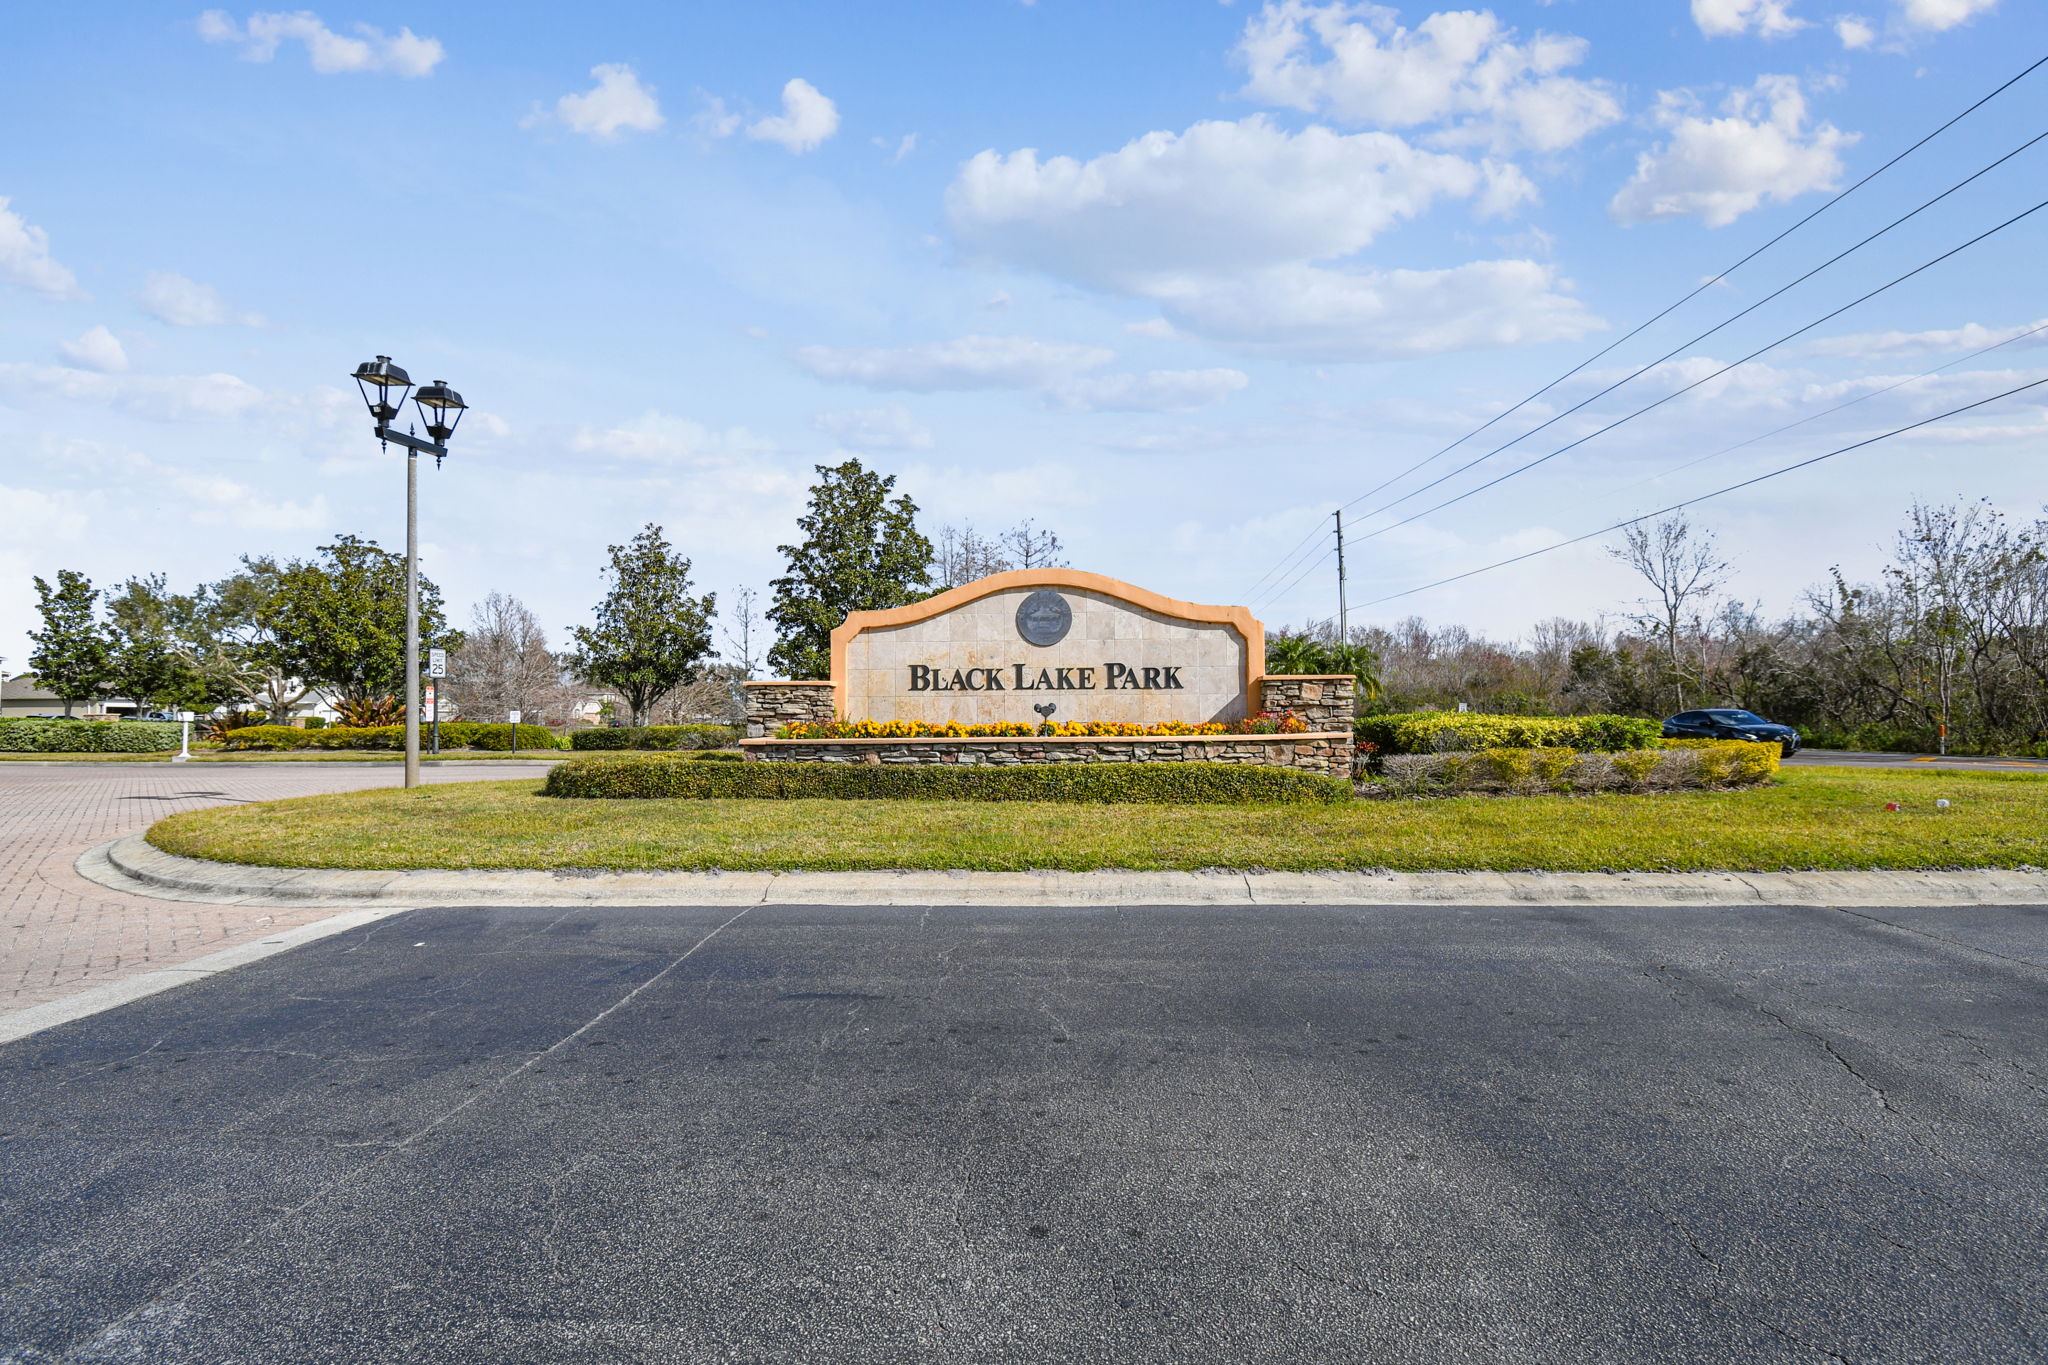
[1256,674,1357,776]
[1255,674,1356,730]
[741,681,837,740]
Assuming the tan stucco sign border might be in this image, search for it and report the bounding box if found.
[827,569,1266,721]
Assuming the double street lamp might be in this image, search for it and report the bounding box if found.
[350,356,468,789]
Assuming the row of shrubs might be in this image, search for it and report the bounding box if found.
[544,757,1353,804]
[0,719,187,753]
[1354,712,1664,755]
[1364,740,1779,797]
[567,725,743,751]
[221,723,565,751]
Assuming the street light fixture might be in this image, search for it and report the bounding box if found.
[349,355,470,789]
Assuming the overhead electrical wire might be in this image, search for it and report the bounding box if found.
[1256,323,2048,621]
[1236,52,2048,603]
[1335,126,2048,530]
[1328,193,2048,556]
[1585,319,2048,512]
[1354,374,2048,609]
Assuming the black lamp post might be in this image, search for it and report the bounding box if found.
[349,356,469,789]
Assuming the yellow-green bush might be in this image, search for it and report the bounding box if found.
[1369,741,1776,797]
[1354,712,1663,756]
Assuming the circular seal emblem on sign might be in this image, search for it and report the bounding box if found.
[1015,590,1073,647]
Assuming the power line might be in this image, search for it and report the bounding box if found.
[1345,193,2048,550]
[1331,55,2048,516]
[1341,125,2048,527]
[1586,319,2048,512]
[1355,374,2048,609]
[1234,52,2048,599]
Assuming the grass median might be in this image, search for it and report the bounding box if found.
[144,766,2048,873]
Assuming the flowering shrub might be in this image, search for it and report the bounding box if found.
[775,714,1312,740]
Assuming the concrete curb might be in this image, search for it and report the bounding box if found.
[0,905,410,1046]
[79,834,2048,910]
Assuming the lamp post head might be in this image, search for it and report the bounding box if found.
[351,355,413,427]
[413,380,468,444]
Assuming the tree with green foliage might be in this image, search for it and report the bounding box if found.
[103,575,217,713]
[768,459,934,679]
[1265,630,1382,708]
[262,535,452,708]
[569,524,717,725]
[28,570,113,716]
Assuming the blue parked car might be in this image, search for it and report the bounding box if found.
[1663,709,1801,756]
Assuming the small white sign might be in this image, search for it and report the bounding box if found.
[427,648,447,678]
[177,711,195,723]
[421,682,437,723]
[507,710,522,724]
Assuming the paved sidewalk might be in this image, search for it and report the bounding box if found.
[0,762,552,1019]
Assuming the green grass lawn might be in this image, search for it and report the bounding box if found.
[146,766,2048,873]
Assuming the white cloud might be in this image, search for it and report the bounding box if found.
[794,334,1115,391]
[1048,368,1250,413]
[568,412,776,466]
[947,116,1592,359]
[57,326,128,373]
[525,64,664,141]
[747,78,839,153]
[1151,258,1601,361]
[197,10,443,77]
[1692,0,1809,37]
[1125,318,1178,339]
[950,117,1484,294]
[812,405,935,451]
[137,271,260,327]
[0,198,80,299]
[0,362,267,422]
[1609,76,1856,228]
[874,133,918,163]
[691,94,743,140]
[1834,14,1877,46]
[1896,0,1998,31]
[1234,2,1622,153]
[1807,317,2048,358]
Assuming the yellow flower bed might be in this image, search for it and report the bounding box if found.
[775,718,1311,740]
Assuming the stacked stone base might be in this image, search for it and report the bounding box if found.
[740,733,1354,778]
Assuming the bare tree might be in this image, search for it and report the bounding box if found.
[934,523,1010,590]
[447,593,559,722]
[1610,514,1731,711]
[999,518,1066,571]
[721,585,763,680]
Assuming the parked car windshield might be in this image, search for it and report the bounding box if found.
[1704,710,1767,724]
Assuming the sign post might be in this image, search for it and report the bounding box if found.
[426,648,446,755]
[508,709,521,757]
[173,711,194,763]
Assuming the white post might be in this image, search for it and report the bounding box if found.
[174,711,194,763]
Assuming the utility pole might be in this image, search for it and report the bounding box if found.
[1333,510,1349,654]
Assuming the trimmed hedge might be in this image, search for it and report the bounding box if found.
[1367,740,1779,797]
[568,724,743,751]
[0,719,185,753]
[544,757,1353,804]
[1354,712,1663,756]
[221,723,564,751]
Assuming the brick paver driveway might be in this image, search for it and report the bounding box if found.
[0,761,555,1019]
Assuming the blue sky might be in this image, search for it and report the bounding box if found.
[4,0,2045,675]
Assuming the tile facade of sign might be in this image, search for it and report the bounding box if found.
[838,582,1255,726]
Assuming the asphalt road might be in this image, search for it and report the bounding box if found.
[1786,749,2048,771]
[4,902,2045,1364]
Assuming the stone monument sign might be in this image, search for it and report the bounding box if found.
[833,570,1264,726]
